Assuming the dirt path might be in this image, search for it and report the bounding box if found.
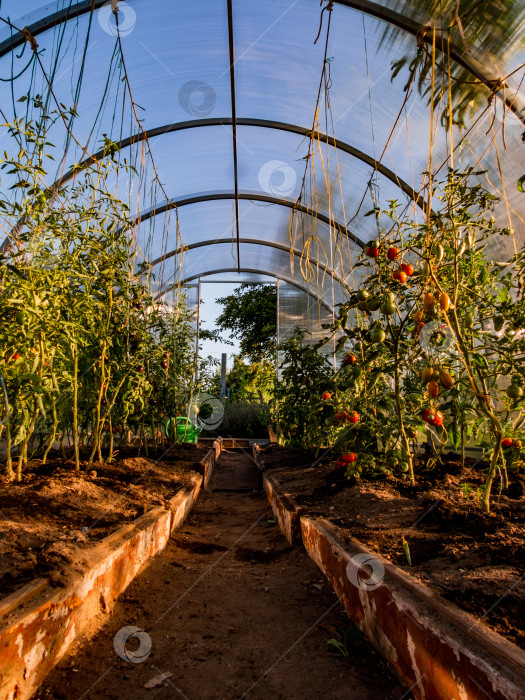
[37,451,409,700]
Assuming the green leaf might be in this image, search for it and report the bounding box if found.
[450,421,461,451]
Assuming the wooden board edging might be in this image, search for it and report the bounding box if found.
[262,474,302,546]
[0,477,203,700]
[301,515,525,700]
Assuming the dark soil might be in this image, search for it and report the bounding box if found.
[260,444,525,648]
[36,452,410,700]
[0,444,209,598]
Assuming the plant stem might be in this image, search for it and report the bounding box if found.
[42,397,58,464]
[72,342,80,470]
[5,419,14,480]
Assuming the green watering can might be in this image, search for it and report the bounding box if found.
[165,416,202,444]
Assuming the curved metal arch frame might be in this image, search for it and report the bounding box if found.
[55,117,427,214]
[0,0,522,123]
[157,268,336,315]
[129,191,364,248]
[147,237,353,293]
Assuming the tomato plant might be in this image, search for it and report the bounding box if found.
[0,105,198,479]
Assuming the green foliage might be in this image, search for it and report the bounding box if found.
[384,0,525,125]
[274,170,525,512]
[225,356,275,402]
[272,329,335,450]
[207,401,271,439]
[0,102,198,478]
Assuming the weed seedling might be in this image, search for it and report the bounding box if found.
[402,536,412,566]
[327,626,363,657]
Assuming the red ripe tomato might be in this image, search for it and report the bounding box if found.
[433,410,444,427]
[137,365,145,373]
[344,354,357,365]
[322,392,332,401]
[342,452,357,463]
[394,270,407,283]
[422,408,436,424]
[161,361,168,369]
[502,438,514,448]
[348,411,360,424]
[366,247,380,258]
[400,262,415,276]
[336,458,345,467]
[387,247,399,261]
[11,353,21,362]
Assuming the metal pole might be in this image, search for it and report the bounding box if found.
[276,280,280,382]
[195,278,201,381]
[220,353,227,399]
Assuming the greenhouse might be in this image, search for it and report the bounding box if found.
[0,1,524,698]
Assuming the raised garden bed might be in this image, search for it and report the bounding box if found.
[0,441,220,700]
[0,444,212,599]
[258,444,525,646]
[258,443,525,698]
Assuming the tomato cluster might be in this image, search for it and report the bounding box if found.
[422,408,444,427]
[336,452,357,467]
[334,410,360,425]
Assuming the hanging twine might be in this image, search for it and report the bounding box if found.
[314,1,333,45]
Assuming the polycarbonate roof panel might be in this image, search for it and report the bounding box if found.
[0,0,524,298]
[0,0,66,28]
[141,198,360,284]
[101,126,235,215]
[202,272,275,284]
[235,124,422,238]
[0,0,231,178]
[156,241,345,308]
[233,1,431,185]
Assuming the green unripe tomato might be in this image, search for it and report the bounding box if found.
[464,311,475,329]
[506,385,523,400]
[357,289,369,301]
[384,292,395,305]
[370,328,386,343]
[380,301,396,316]
[431,243,444,262]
